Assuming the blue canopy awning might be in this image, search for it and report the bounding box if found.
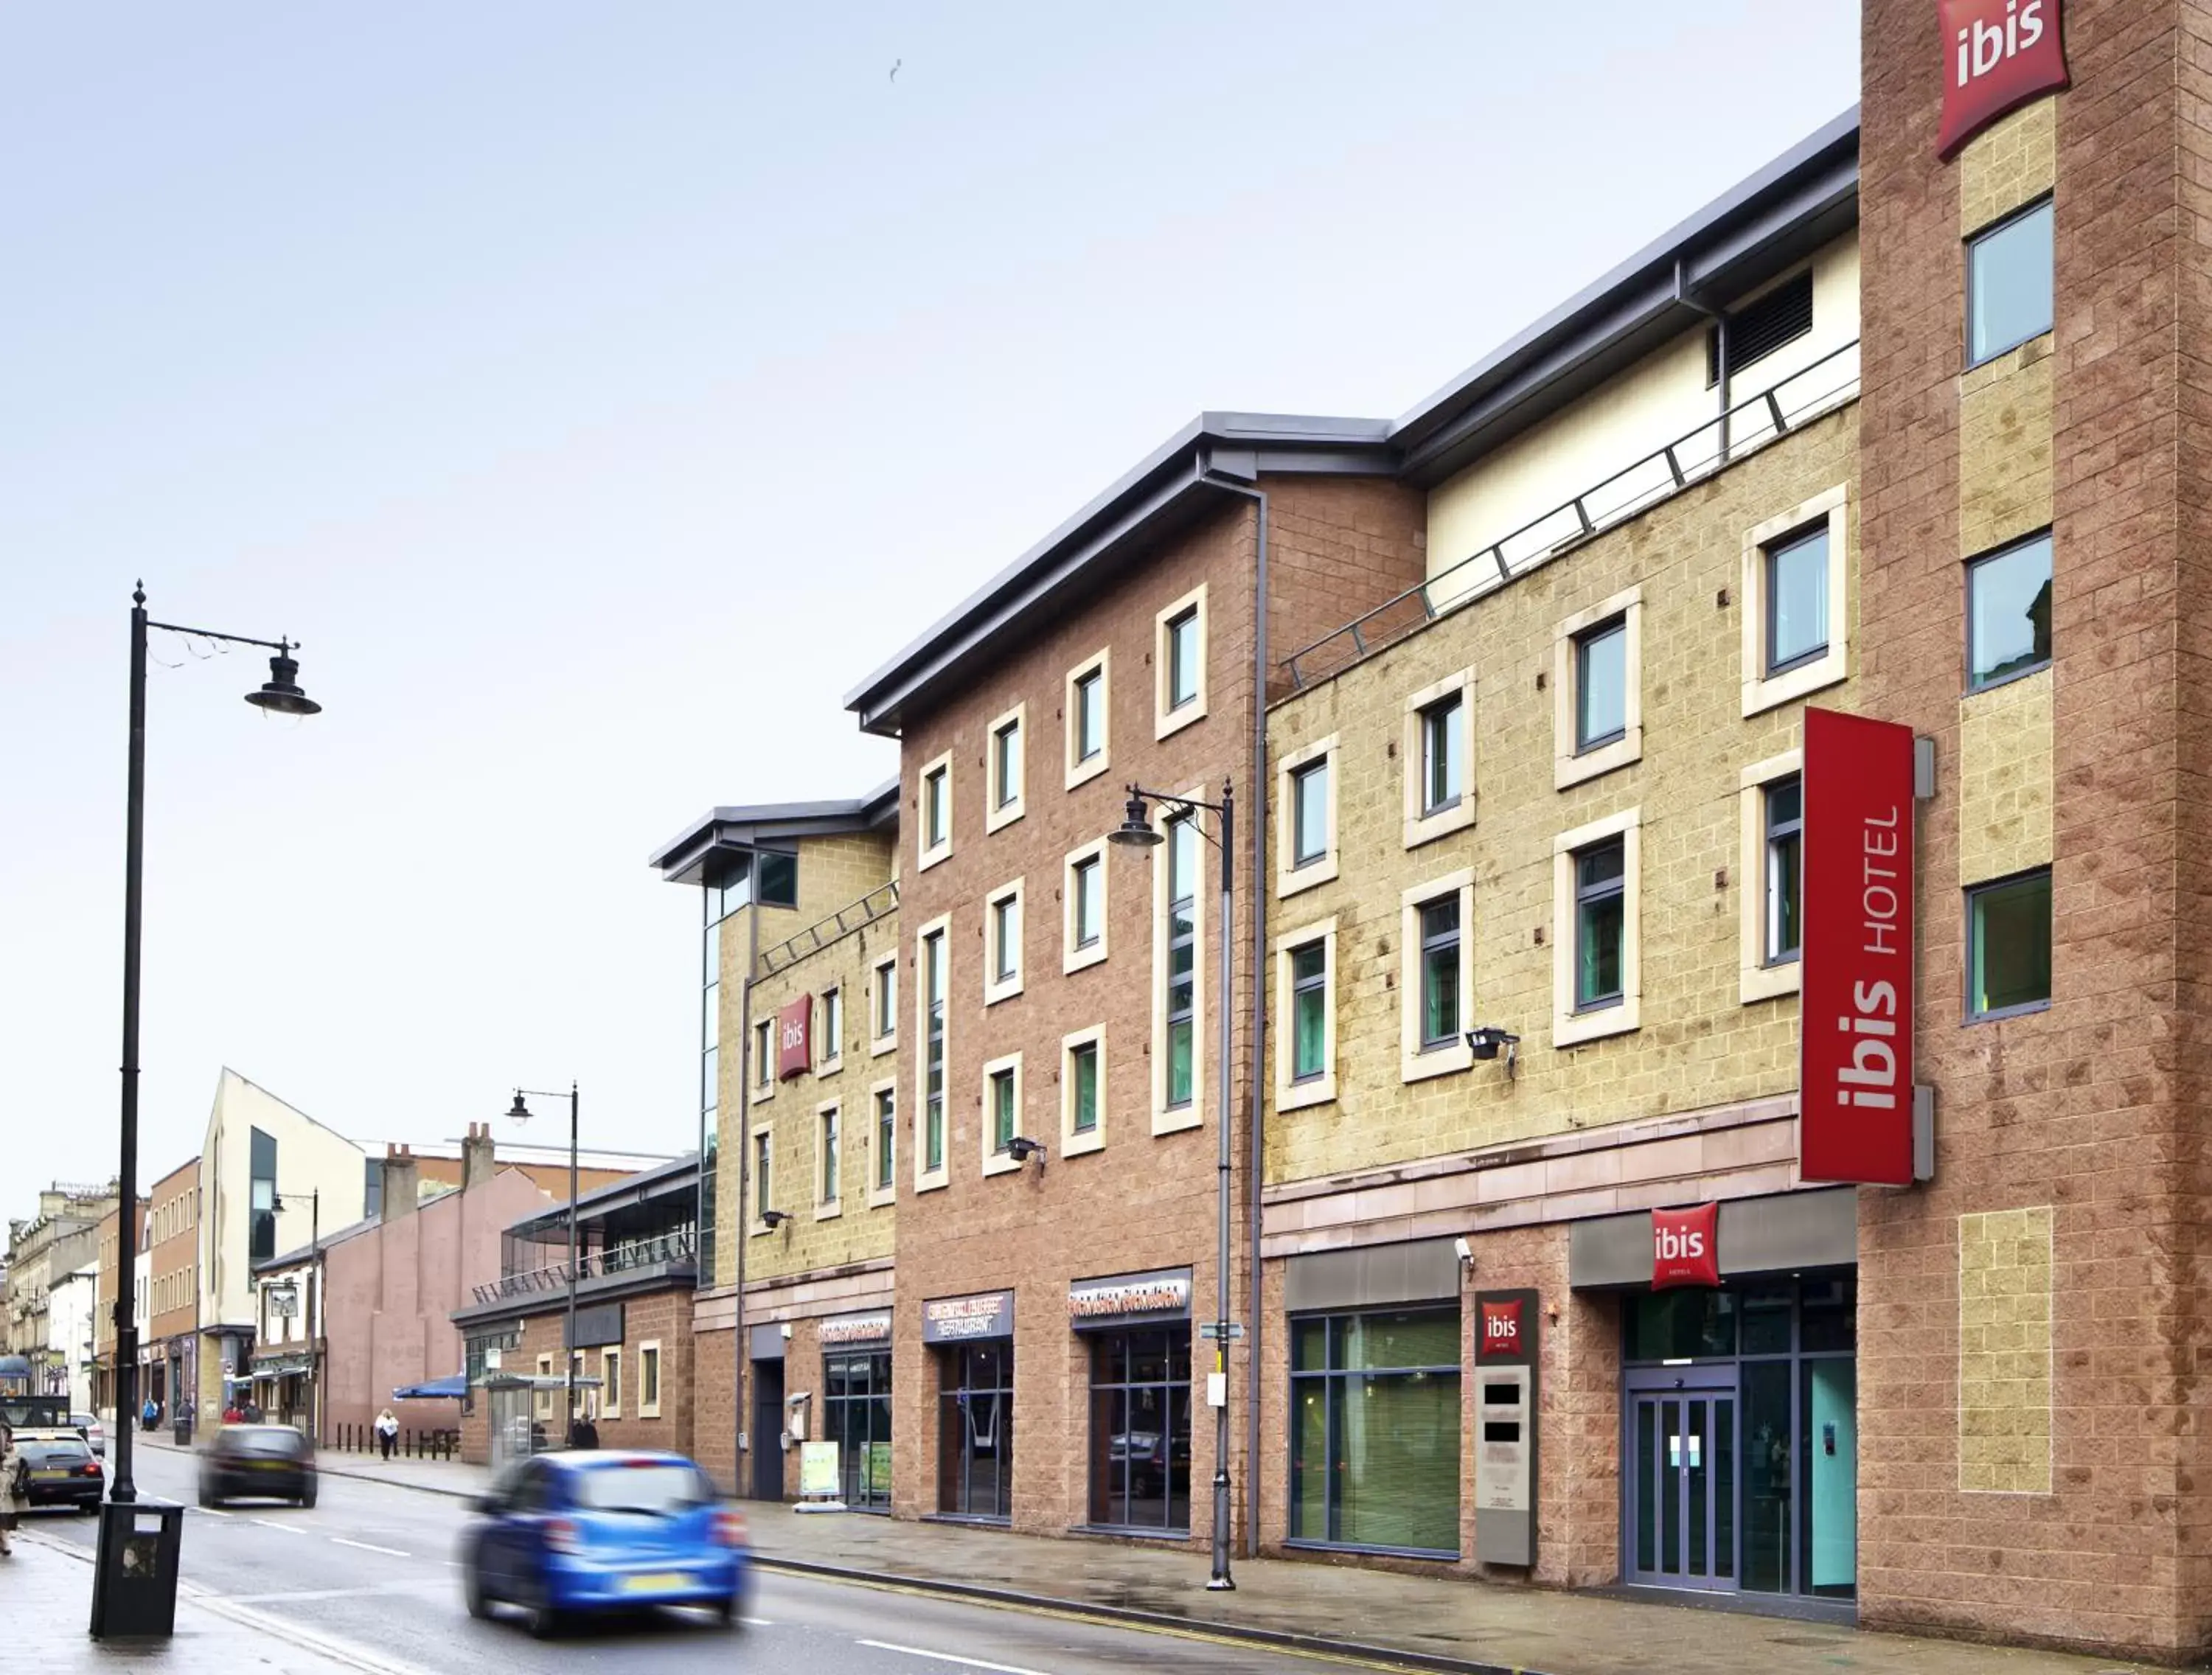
[392,1374,467,1400]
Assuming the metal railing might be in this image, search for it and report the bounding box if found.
[759,878,900,976]
[1280,339,1863,692]
[471,1226,698,1306]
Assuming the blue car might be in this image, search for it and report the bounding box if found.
[461,1451,748,1637]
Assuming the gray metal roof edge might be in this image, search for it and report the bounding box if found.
[501,1151,701,1236]
[647,779,902,875]
[1388,106,1861,447]
[841,411,1392,728]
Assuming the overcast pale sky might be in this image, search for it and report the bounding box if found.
[1,4,1859,1207]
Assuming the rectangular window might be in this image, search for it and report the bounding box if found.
[1072,855,1102,949]
[1066,650,1112,787]
[992,718,1020,809]
[992,894,1020,984]
[923,929,947,1174]
[1166,609,1200,711]
[756,852,799,909]
[1069,1040,1099,1133]
[873,958,897,1043]
[1088,1328,1193,1532]
[1291,760,1330,867]
[1418,897,1462,1049]
[754,1128,773,1222]
[1764,526,1830,675]
[1969,868,2053,1019]
[818,1104,840,1208]
[1420,693,1464,814]
[754,1020,772,1091]
[249,1127,277,1264]
[1290,943,1329,1082]
[1764,776,1803,967]
[873,1086,897,1194]
[601,1348,622,1418]
[1575,838,1627,1011]
[821,986,843,1065]
[1968,198,2053,366]
[1574,619,1628,751]
[1075,669,1105,762]
[1289,1311,1461,1556]
[639,1343,661,1417]
[924,765,949,849]
[1967,531,2053,690]
[535,1354,553,1420]
[990,1067,1017,1155]
[1164,815,1197,1110]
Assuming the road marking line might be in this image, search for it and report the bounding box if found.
[331,1536,411,1557]
[743,1616,773,1626]
[251,1518,291,1531]
[195,1506,232,1517]
[856,1642,1057,1675]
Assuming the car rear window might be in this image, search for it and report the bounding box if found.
[569,1462,712,1514]
[24,1440,91,1463]
[224,1429,307,1457]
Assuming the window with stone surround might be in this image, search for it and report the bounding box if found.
[1399,873,1472,1082]
[1741,488,1848,717]
[1552,808,1641,1047]
[1062,1026,1104,1157]
[1153,585,1208,740]
[986,703,1026,833]
[1065,650,1111,789]
[1554,588,1643,790]
[1064,838,1108,974]
[1274,917,1338,1112]
[1967,197,2053,368]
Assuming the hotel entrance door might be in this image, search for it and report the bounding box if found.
[1624,1376,1736,1590]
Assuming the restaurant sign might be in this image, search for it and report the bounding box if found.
[1068,1267,1192,1327]
[921,1289,1015,1344]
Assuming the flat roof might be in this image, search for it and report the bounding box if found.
[648,782,899,888]
[502,1152,700,1240]
[839,111,1859,736]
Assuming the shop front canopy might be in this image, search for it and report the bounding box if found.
[391,1374,469,1400]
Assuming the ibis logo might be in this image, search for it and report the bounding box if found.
[1651,1203,1720,1291]
[775,994,813,1081]
[1478,1299,1523,1359]
[1937,0,2068,160]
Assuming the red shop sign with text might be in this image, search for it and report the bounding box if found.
[1937,0,2069,160]
[776,995,813,1081]
[1478,1299,1523,1359]
[1801,708,1916,1185]
[1651,1204,1720,1290]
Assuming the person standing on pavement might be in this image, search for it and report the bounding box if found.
[375,1407,399,1461]
[0,1422,25,1556]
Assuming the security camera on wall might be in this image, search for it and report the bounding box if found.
[1453,1236,1472,1267]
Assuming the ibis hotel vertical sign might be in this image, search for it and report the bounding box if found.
[1936,0,2068,160]
[1801,708,1915,1185]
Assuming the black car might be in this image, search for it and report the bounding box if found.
[18,1437,104,1512]
[199,1424,317,1508]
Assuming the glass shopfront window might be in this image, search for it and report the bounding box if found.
[824,1350,892,1512]
[1087,1328,1192,1533]
[1289,1309,1461,1557]
[937,1343,1012,1521]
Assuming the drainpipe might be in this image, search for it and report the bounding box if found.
[1198,463,1267,1562]
[731,890,759,1495]
[1675,257,1729,465]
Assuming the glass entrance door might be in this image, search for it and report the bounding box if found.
[1627,1385,1736,1591]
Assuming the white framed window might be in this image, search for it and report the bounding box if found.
[1273,917,1338,1112]
[1552,807,1642,1047]
[749,1122,775,1233]
[815,1099,841,1216]
[917,751,953,871]
[535,1354,553,1420]
[984,878,1025,1005]
[1275,733,1340,897]
[1150,791,1206,1134]
[600,1348,622,1418]
[981,1051,1024,1177]
[1403,667,1475,848]
[1061,1025,1105,1157]
[867,1077,897,1208]
[751,1018,773,1104]
[1742,486,1848,717]
[985,703,1027,833]
[1065,650,1112,789]
[1399,871,1475,1082]
[638,1341,662,1418]
[1063,838,1109,975]
[818,985,844,1076]
[870,955,898,1056]
[1554,586,1643,790]
[1739,751,1805,1004]
[914,916,950,1192]
[1154,585,1209,739]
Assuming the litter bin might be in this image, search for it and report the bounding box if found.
[173,1410,192,1447]
[88,1498,184,1640]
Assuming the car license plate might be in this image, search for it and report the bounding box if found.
[31,1469,66,1481]
[252,1459,285,1469]
[619,1573,686,1596]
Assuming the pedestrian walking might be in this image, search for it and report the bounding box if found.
[0,1422,26,1557]
[142,1395,159,1432]
[375,1407,399,1462]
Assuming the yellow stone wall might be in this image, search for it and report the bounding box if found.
[1959,347,2053,556]
[1958,100,2055,237]
[1958,669,2054,885]
[1957,1205,2053,1494]
[1262,405,1858,1186]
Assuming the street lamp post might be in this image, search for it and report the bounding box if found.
[506,1084,579,1440]
[99,585,319,1640]
[1110,781,1237,1592]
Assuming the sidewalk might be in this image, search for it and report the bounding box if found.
[248,1441,2180,1675]
[140,1428,487,1500]
[5,1525,408,1675]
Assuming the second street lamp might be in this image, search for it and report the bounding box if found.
[1110,779,1237,1591]
[506,1083,579,1441]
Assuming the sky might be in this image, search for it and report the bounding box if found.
[1,3,1860,1209]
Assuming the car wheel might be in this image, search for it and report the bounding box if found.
[82,1500,100,1516]
[713,1593,742,1630]
[523,1598,563,1640]
[299,1488,317,1510]
[462,1561,492,1621]
[198,1491,218,1509]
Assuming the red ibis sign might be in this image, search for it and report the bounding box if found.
[1478,1298,1524,1359]
[776,995,813,1082]
[1937,0,2068,160]
[1651,1204,1719,1290]
[1801,708,1915,1185]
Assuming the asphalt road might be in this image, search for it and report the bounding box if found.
[28,1446,1386,1675]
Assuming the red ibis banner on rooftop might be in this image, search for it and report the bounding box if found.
[1936,0,2068,160]
[776,995,813,1082]
[1801,708,1915,1186]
